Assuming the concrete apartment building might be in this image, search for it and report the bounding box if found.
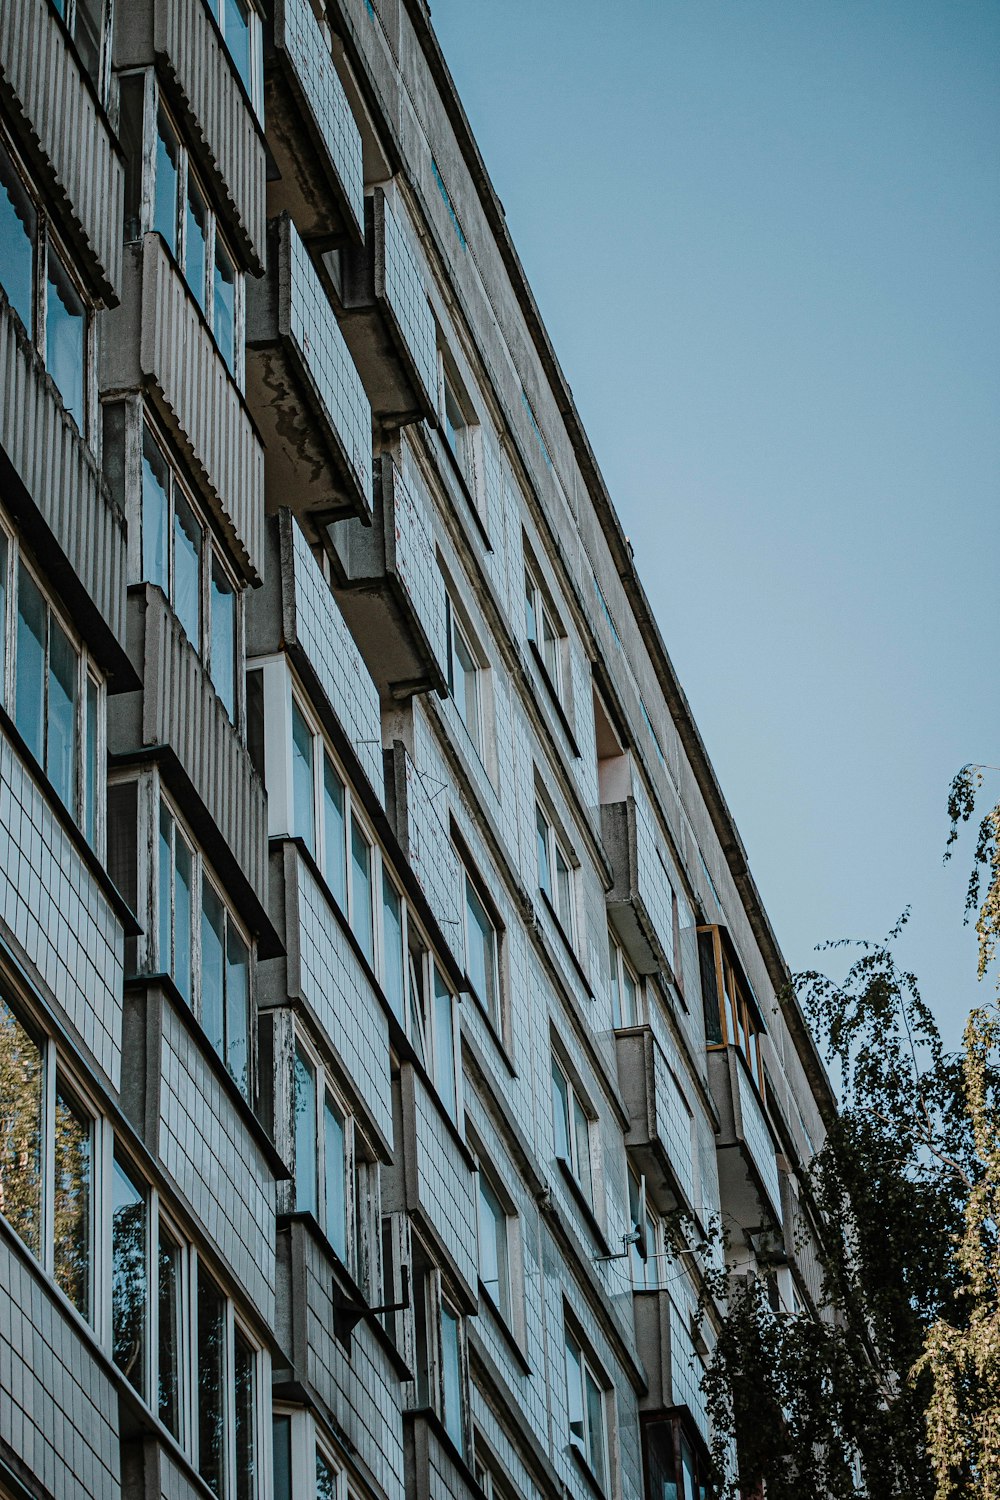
[0,2,836,1499]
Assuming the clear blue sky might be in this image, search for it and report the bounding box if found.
[428,0,1000,1050]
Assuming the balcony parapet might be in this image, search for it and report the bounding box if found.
[602,780,677,977]
[707,1044,783,1230]
[614,1026,697,1215]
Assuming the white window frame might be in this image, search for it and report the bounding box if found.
[118,71,246,384]
[564,1323,611,1493]
[291,1027,359,1270]
[1,517,107,852]
[191,1256,268,1500]
[475,1160,512,1325]
[550,1052,594,1207]
[445,595,484,759]
[535,801,576,944]
[460,862,502,1031]
[0,125,97,441]
[608,930,643,1029]
[523,561,564,699]
[272,1408,353,1500]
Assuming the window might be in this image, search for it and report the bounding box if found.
[204,0,263,113]
[272,1412,352,1500]
[118,76,244,377]
[52,0,107,89]
[445,596,483,756]
[439,357,476,489]
[0,530,104,843]
[462,869,500,1028]
[628,1168,660,1291]
[535,803,575,942]
[0,990,94,1320]
[198,1262,262,1499]
[476,1169,511,1322]
[608,931,642,1029]
[524,564,564,698]
[550,1055,593,1206]
[155,795,253,1097]
[440,1301,465,1454]
[293,1036,354,1264]
[697,926,766,1093]
[564,1325,609,1491]
[138,418,242,717]
[0,132,91,434]
[405,930,459,1119]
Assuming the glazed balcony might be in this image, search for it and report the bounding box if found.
[707,1045,783,1231]
[338,187,438,426]
[602,778,676,977]
[113,0,266,269]
[0,0,123,300]
[0,291,127,662]
[265,0,366,245]
[615,1026,697,1215]
[328,454,448,698]
[100,234,265,584]
[246,215,373,525]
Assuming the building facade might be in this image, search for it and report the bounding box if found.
[0,3,836,1499]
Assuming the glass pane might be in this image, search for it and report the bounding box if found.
[111,1159,146,1391]
[350,816,374,963]
[622,964,639,1027]
[454,627,479,747]
[316,1451,338,1500]
[209,557,236,720]
[550,1058,570,1161]
[524,571,536,644]
[381,873,404,1021]
[465,878,497,1024]
[158,803,173,975]
[440,1304,464,1454]
[213,237,236,370]
[154,110,180,256]
[584,1367,606,1488]
[158,1226,182,1436]
[0,531,6,699]
[175,833,193,1003]
[291,701,315,853]
[201,882,226,1057]
[542,608,560,685]
[197,1268,226,1496]
[141,424,170,593]
[572,1092,592,1203]
[564,1333,583,1434]
[184,174,208,311]
[15,562,46,765]
[72,0,104,86]
[53,1085,91,1317]
[233,1328,256,1500]
[47,614,77,812]
[107,781,138,973]
[628,1171,644,1285]
[555,844,573,933]
[225,922,250,1098]
[645,1208,660,1289]
[272,1416,292,1500]
[173,487,202,649]
[433,966,457,1119]
[85,675,98,846]
[46,245,86,429]
[478,1178,508,1319]
[323,1094,346,1258]
[321,754,346,906]
[535,807,551,900]
[294,1044,317,1215]
[0,138,36,334]
[608,933,622,1029]
[223,0,253,96]
[407,948,426,1065]
[443,380,464,455]
[246,668,265,783]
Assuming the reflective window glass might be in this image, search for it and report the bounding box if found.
[174,832,193,1003]
[173,487,202,649]
[291,701,315,853]
[381,874,405,1020]
[213,238,236,370]
[225,923,250,1097]
[322,754,346,904]
[154,111,180,256]
[350,816,374,963]
[294,1044,317,1215]
[233,1328,256,1500]
[158,1226,182,1436]
[323,1094,346,1258]
[464,877,498,1024]
[46,247,85,429]
[47,615,77,812]
[141,425,170,595]
[0,997,43,1257]
[433,965,457,1119]
[201,882,226,1057]
[209,557,236,719]
[197,1268,226,1495]
[185,175,208,310]
[15,562,46,765]
[112,1159,146,1392]
[53,1084,91,1316]
[85,674,98,846]
[0,139,35,333]
[440,1304,464,1453]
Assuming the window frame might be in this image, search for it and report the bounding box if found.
[444,594,485,760]
[608,930,643,1030]
[437,349,480,498]
[193,1257,267,1500]
[0,124,96,439]
[523,561,565,701]
[535,800,576,945]
[475,1160,513,1325]
[52,0,114,97]
[291,1027,359,1271]
[460,860,502,1032]
[550,1052,594,1208]
[117,70,246,383]
[203,0,265,118]
[564,1321,611,1493]
[627,1166,661,1291]
[697,925,767,1095]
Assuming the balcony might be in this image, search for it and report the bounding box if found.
[109,586,268,912]
[0,719,125,1091]
[385,741,462,955]
[615,1026,697,1214]
[275,1219,406,1498]
[393,1063,478,1304]
[327,454,448,697]
[0,1226,120,1500]
[405,1411,480,1500]
[114,0,265,269]
[632,1286,672,1411]
[602,779,676,977]
[339,187,438,426]
[246,215,373,525]
[277,842,394,1153]
[265,0,365,245]
[0,0,123,300]
[707,1045,783,1231]
[100,234,265,584]
[0,291,128,663]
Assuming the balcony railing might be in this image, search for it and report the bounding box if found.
[327,454,448,697]
[246,215,373,524]
[101,234,265,584]
[0,0,123,300]
[602,778,677,977]
[266,0,366,244]
[707,1044,783,1229]
[340,188,438,425]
